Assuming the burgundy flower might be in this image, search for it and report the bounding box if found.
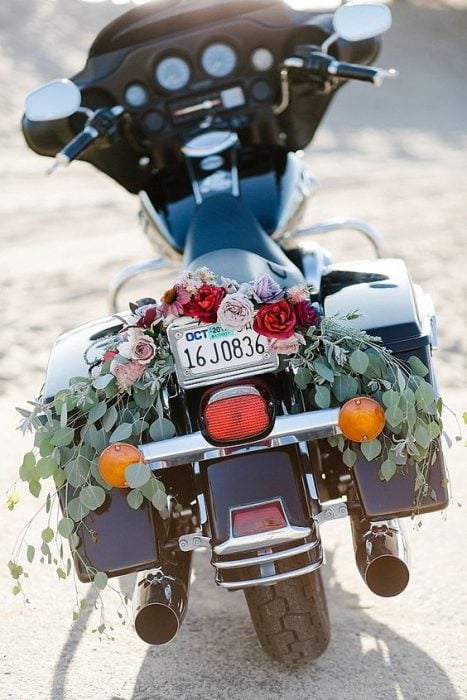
[253,300,297,339]
[135,305,162,328]
[294,301,320,328]
[183,284,226,323]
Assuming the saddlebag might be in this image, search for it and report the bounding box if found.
[320,258,449,520]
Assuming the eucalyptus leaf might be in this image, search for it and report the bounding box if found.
[380,458,397,481]
[127,489,144,510]
[54,469,67,489]
[332,374,358,402]
[133,388,155,409]
[36,456,59,479]
[79,485,106,511]
[93,571,108,590]
[50,427,74,447]
[361,438,382,462]
[64,459,90,488]
[109,422,133,443]
[19,452,36,481]
[414,423,431,449]
[314,385,331,409]
[67,497,90,522]
[385,405,404,429]
[60,403,68,428]
[408,356,430,377]
[26,545,35,564]
[152,490,168,511]
[88,401,107,424]
[125,462,151,489]
[58,517,75,539]
[415,381,435,409]
[29,480,41,498]
[313,358,335,383]
[428,421,441,440]
[41,527,54,544]
[342,447,357,468]
[382,390,400,408]
[149,418,176,442]
[294,367,312,390]
[92,374,114,390]
[349,349,369,374]
[102,405,118,433]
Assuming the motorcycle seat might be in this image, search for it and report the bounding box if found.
[182,193,305,287]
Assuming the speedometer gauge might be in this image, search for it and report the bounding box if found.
[155,56,191,91]
[201,43,237,78]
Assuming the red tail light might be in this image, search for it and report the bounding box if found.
[231,500,287,538]
[200,382,274,445]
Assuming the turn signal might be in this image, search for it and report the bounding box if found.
[98,443,144,488]
[338,397,385,442]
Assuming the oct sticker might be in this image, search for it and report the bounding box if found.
[207,324,234,340]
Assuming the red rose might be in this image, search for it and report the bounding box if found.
[183,284,226,323]
[294,301,320,328]
[253,300,297,339]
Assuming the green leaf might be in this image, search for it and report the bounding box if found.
[64,459,90,488]
[133,388,155,409]
[313,358,335,383]
[54,469,67,489]
[385,405,404,429]
[414,381,436,409]
[294,367,312,390]
[380,458,397,482]
[57,567,67,580]
[414,423,431,449]
[50,427,74,448]
[58,518,75,539]
[342,447,357,468]
[463,412,467,425]
[29,480,41,498]
[60,402,68,428]
[79,485,106,511]
[382,390,400,408]
[428,421,441,440]
[349,349,370,375]
[127,489,144,510]
[361,438,382,462]
[19,452,36,481]
[109,422,133,443]
[408,356,430,377]
[41,527,54,544]
[39,438,54,458]
[152,490,167,511]
[27,545,35,563]
[149,418,176,442]
[125,462,151,489]
[93,571,108,591]
[92,374,114,390]
[88,401,107,424]
[332,374,358,402]
[37,456,59,479]
[102,405,118,433]
[314,385,331,409]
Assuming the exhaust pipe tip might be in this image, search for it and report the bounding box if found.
[135,602,180,645]
[364,554,410,598]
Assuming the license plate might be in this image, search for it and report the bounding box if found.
[167,322,279,389]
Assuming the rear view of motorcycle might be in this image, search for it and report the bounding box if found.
[10,0,449,665]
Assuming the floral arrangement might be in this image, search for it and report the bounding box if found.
[6,266,444,614]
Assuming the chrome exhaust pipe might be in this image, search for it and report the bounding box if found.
[350,512,410,597]
[133,554,191,645]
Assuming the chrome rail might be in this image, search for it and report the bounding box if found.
[291,217,385,257]
[139,407,341,471]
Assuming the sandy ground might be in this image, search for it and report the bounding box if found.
[0,1,466,699]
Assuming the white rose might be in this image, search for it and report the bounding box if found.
[217,293,255,331]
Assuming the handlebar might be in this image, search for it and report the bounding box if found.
[284,50,397,88]
[47,105,125,174]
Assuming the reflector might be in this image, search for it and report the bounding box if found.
[338,397,385,443]
[232,500,287,538]
[98,443,144,488]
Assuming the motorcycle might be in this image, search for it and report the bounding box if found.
[21,0,449,665]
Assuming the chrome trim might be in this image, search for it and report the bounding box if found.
[214,525,311,556]
[179,533,210,551]
[314,502,348,527]
[138,191,183,261]
[291,217,384,257]
[213,539,319,568]
[216,559,323,589]
[273,68,290,115]
[140,407,340,470]
[108,258,172,313]
[182,131,239,158]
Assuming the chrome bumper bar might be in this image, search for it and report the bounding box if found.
[139,407,341,470]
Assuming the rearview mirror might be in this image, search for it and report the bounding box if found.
[333,3,392,42]
[25,79,82,121]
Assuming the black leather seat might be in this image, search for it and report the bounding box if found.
[182,194,305,287]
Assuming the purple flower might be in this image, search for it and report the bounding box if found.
[252,274,284,303]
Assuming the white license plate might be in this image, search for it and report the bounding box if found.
[168,322,279,388]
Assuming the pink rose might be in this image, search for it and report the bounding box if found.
[118,331,157,364]
[217,293,254,331]
[110,360,145,391]
[268,333,305,356]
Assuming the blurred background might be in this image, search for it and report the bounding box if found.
[0,1,466,698]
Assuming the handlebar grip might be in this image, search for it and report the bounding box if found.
[56,126,100,165]
[327,60,380,84]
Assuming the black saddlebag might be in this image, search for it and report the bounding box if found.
[320,258,449,520]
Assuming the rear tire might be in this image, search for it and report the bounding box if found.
[244,569,330,665]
